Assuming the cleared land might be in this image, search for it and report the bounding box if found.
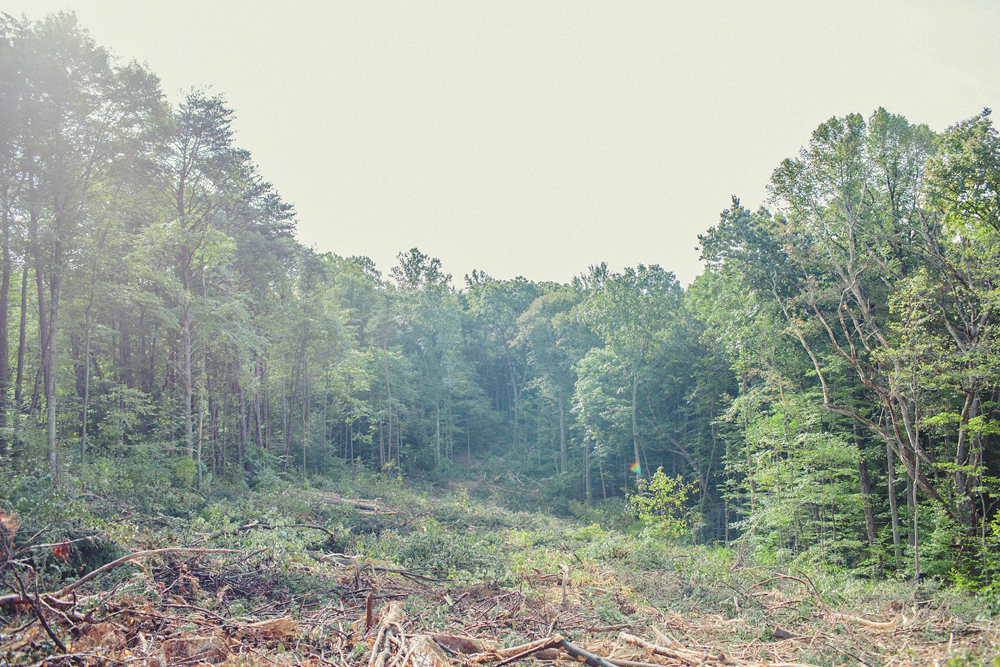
[2,474,998,666]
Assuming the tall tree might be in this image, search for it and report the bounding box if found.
[1,12,164,477]
[518,287,593,474]
[466,274,544,457]
[579,264,683,479]
[164,91,242,458]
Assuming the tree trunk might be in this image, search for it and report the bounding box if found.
[853,420,879,557]
[33,216,48,421]
[435,400,441,467]
[383,337,393,476]
[14,264,28,408]
[236,378,247,470]
[197,267,209,488]
[196,338,206,490]
[254,388,264,452]
[81,313,93,465]
[631,375,642,478]
[886,442,903,569]
[45,238,62,483]
[0,215,9,458]
[954,391,979,525]
[914,443,920,580]
[181,295,194,458]
[285,374,297,470]
[558,389,567,474]
[80,256,99,466]
[148,329,156,395]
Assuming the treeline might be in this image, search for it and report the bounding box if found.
[2,13,999,581]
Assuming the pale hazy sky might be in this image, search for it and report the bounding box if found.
[9,1,1000,286]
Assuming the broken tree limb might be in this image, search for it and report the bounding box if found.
[825,612,899,629]
[433,634,496,655]
[314,493,394,515]
[585,623,631,633]
[495,635,563,666]
[618,633,820,667]
[16,569,67,653]
[619,632,728,666]
[195,521,336,543]
[369,602,404,667]
[600,660,671,667]
[58,547,239,597]
[0,547,239,608]
[561,563,570,608]
[557,637,619,667]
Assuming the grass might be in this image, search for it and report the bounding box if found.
[2,463,998,666]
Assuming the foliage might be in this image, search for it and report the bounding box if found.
[626,467,694,540]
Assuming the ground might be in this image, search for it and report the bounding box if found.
[2,476,998,666]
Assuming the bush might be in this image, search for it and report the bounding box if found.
[170,456,197,489]
[373,519,508,581]
[626,468,695,540]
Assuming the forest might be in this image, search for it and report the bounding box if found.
[2,10,1000,596]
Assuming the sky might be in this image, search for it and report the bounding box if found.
[8,1,1000,286]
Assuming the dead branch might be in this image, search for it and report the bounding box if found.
[16,567,67,653]
[557,637,619,667]
[314,493,395,515]
[766,571,829,613]
[369,602,405,667]
[621,632,748,666]
[826,612,899,630]
[195,521,337,543]
[22,536,100,551]
[433,634,494,655]
[598,660,666,667]
[586,623,631,633]
[619,632,821,667]
[494,635,563,666]
[0,547,239,608]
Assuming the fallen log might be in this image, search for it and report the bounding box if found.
[619,633,705,666]
[557,637,619,667]
[369,603,404,667]
[494,635,564,666]
[825,612,898,629]
[433,634,496,654]
[619,632,820,667]
[314,493,394,515]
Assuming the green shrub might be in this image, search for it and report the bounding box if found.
[626,468,695,540]
[170,457,197,489]
[374,520,507,581]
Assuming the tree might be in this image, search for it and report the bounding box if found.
[392,249,463,468]
[465,274,544,458]
[518,286,593,474]
[163,90,245,458]
[0,12,165,478]
[579,264,683,479]
[699,109,1000,571]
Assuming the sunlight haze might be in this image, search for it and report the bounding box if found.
[9,0,1000,286]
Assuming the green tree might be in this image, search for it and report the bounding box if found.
[465,274,544,458]
[578,264,683,480]
[517,287,593,474]
[0,12,164,478]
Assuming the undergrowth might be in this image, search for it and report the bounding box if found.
[3,459,999,666]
